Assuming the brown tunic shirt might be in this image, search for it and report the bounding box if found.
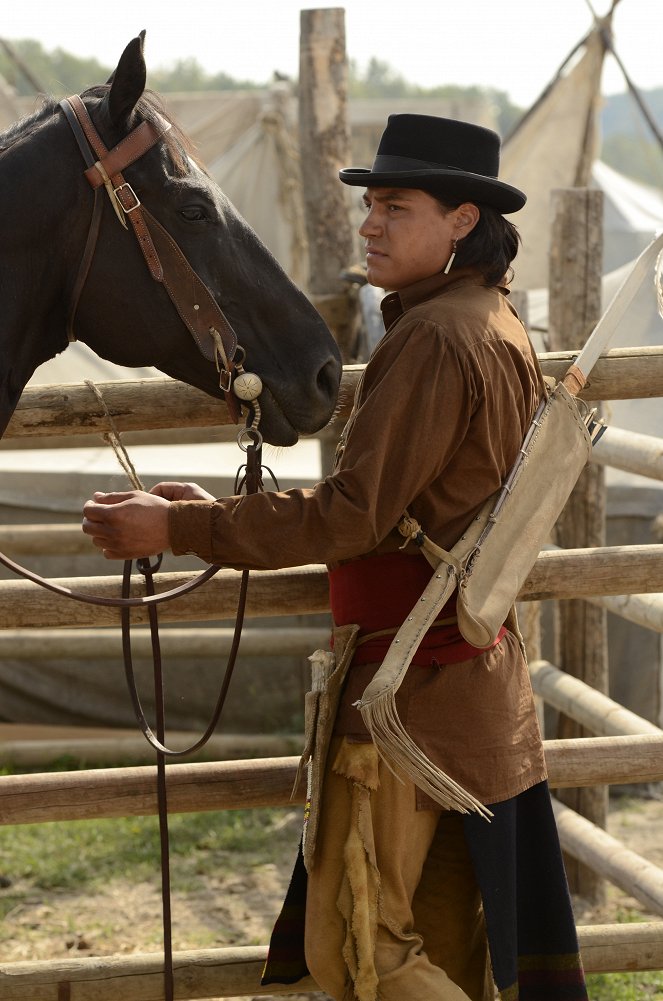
[169,268,548,804]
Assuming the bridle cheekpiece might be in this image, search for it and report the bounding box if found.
[60,94,243,422]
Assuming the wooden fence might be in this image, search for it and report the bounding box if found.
[0,347,662,996]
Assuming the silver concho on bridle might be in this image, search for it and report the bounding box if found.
[208,326,263,440]
[231,346,264,443]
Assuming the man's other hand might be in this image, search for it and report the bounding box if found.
[82,491,171,560]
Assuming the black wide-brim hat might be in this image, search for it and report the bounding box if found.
[340,114,526,214]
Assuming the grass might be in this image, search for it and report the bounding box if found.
[1,766,662,998]
[582,904,663,998]
[0,807,297,893]
[585,971,663,999]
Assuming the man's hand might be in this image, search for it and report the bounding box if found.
[82,491,172,560]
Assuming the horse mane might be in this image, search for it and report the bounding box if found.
[0,86,203,175]
[0,98,57,148]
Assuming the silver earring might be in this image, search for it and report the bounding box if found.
[444,238,458,275]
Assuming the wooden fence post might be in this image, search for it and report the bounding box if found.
[299,7,358,474]
[548,187,608,903]
[298,8,356,350]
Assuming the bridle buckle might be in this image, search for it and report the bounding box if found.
[114,182,141,214]
[219,367,233,393]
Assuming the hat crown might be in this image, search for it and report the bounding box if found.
[376,114,501,179]
[338,113,526,213]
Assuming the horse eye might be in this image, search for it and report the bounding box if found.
[180,206,207,222]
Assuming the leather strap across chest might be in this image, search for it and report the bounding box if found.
[60,94,240,421]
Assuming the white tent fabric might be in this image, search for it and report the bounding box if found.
[593,160,663,273]
[164,87,309,288]
[165,90,266,167]
[501,27,607,290]
[28,341,160,387]
[206,100,309,289]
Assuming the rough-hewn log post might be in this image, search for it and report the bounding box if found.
[299,7,357,474]
[299,8,357,366]
[548,187,607,902]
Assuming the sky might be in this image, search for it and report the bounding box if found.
[3,0,662,109]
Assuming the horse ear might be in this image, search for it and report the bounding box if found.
[105,31,147,127]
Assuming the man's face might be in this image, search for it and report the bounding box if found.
[359,187,460,291]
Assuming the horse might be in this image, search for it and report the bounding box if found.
[0,32,342,447]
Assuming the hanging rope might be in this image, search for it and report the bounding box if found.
[84,379,145,491]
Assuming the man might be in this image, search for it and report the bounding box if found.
[83,115,588,1001]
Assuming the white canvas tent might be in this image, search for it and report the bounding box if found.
[500,22,608,290]
[204,92,310,289]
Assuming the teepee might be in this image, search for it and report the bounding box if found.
[501,13,611,290]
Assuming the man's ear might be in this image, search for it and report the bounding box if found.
[455,202,481,238]
[104,31,147,129]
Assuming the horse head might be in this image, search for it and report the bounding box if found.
[0,32,342,445]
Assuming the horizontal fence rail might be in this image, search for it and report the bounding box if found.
[4,347,663,440]
[0,546,663,628]
[0,524,95,555]
[0,626,329,659]
[529,660,663,737]
[586,592,663,633]
[1,735,662,827]
[553,799,663,918]
[2,922,663,1000]
[592,425,663,481]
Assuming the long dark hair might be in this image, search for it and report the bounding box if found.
[435,197,521,285]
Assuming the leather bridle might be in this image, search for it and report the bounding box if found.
[59,93,241,422]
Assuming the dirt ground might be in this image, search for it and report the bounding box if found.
[1,792,662,998]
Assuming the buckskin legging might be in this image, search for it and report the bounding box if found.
[303,736,494,1001]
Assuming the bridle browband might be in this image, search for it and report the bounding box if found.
[59,93,241,422]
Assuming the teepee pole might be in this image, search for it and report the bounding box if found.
[584,0,663,153]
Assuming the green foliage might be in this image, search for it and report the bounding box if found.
[0,39,111,96]
[348,57,523,136]
[0,38,263,98]
[597,86,663,188]
[148,58,262,93]
[601,88,663,141]
[601,133,663,189]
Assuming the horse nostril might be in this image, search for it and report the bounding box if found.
[316,357,342,404]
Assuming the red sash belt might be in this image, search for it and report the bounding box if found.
[329,552,505,666]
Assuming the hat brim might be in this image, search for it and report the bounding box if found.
[339,167,526,214]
